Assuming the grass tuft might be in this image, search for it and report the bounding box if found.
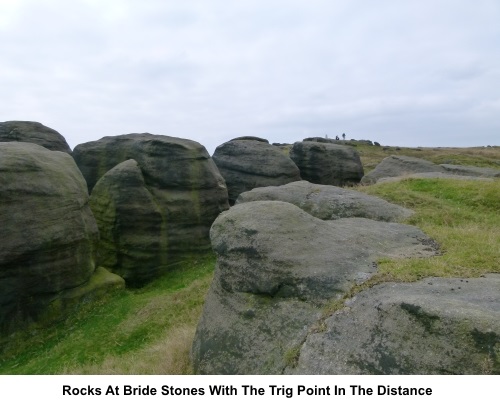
[0,256,215,374]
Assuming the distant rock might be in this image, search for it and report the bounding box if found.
[74,134,229,284]
[377,172,495,184]
[212,139,301,204]
[303,137,339,144]
[191,201,439,374]
[236,180,413,222]
[0,121,71,153]
[360,155,444,185]
[440,164,500,178]
[0,142,122,334]
[290,141,364,186]
[230,136,269,143]
[292,274,500,374]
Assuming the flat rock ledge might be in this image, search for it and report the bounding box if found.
[292,274,500,375]
[377,172,495,184]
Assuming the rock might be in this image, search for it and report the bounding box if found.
[292,274,500,375]
[0,142,104,333]
[212,139,301,204]
[191,201,439,374]
[360,155,444,185]
[236,180,414,222]
[303,137,339,144]
[290,141,364,186]
[74,134,229,285]
[440,164,500,178]
[377,172,494,184]
[89,160,165,286]
[230,136,269,143]
[0,121,71,153]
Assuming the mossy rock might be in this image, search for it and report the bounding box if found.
[0,142,98,334]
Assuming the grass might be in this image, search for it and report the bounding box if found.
[0,256,215,374]
[1,144,499,374]
[319,176,500,325]
[357,178,500,281]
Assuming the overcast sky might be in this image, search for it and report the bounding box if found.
[1,0,499,153]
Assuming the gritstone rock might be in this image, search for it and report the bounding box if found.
[191,201,439,374]
[360,155,444,185]
[236,180,414,222]
[0,142,123,334]
[292,274,500,374]
[212,139,301,204]
[0,121,71,153]
[290,141,364,186]
[75,134,229,285]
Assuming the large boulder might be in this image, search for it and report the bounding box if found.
[74,134,229,285]
[236,180,414,222]
[361,155,444,185]
[293,274,500,374]
[89,160,165,286]
[289,141,364,186]
[191,201,439,374]
[212,139,301,204]
[0,142,122,334]
[0,121,71,153]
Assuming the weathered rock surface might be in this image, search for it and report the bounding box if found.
[360,155,444,185]
[212,139,301,204]
[0,121,71,153]
[230,136,269,143]
[440,164,500,178]
[236,180,414,222]
[75,134,229,285]
[292,274,500,375]
[89,160,165,286]
[0,142,119,334]
[290,141,364,186]
[191,201,439,374]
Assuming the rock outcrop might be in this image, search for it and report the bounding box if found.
[0,142,122,334]
[212,139,301,204]
[292,274,500,374]
[0,121,71,153]
[236,181,414,222]
[360,155,444,185]
[191,201,439,374]
[440,164,500,178]
[89,160,165,286]
[377,172,495,184]
[361,156,500,185]
[74,134,229,285]
[290,141,364,186]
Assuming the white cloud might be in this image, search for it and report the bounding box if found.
[1,0,499,152]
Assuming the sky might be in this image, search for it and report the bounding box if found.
[1,0,499,154]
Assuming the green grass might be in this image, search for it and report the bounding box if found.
[0,255,215,374]
[357,178,500,281]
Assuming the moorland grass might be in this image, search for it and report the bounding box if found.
[0,256,215,374]
[322,177,500,318]
[357,177,500,281]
